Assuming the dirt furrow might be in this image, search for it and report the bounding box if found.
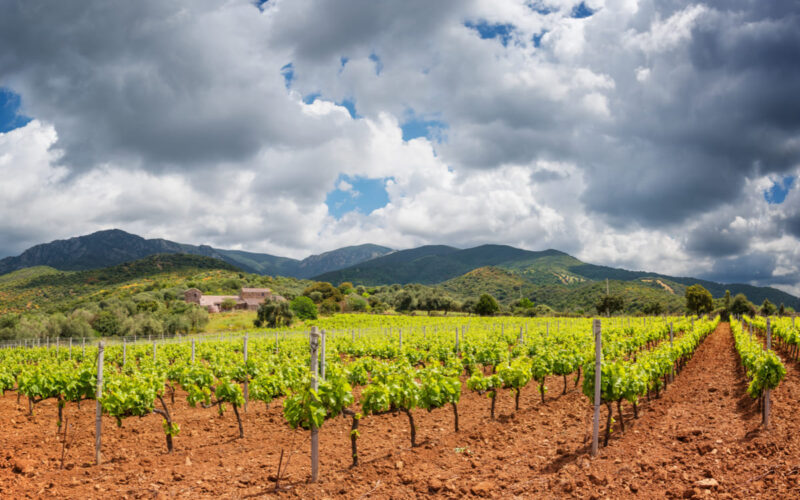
[564,322,800,499]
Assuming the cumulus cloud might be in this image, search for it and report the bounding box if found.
[0,0,798,295]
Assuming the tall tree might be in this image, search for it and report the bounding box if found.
[685,284,713,316]
[474,294,500,316]
[254,301,293,328]
[760,299,777,317]
[596,295,624,316]
[730,293,753,317]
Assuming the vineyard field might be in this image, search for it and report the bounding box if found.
[1,315,799,498]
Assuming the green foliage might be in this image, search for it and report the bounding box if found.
[361,363,420,415]
[474,294,499,316]
[515,298,534,309]
[734,319,786,397]
[92,310,122,336]
[685,284,713,316]
[254,301,294,328]
[220,298,238,311]
[289,296,318,320]
[302,282,343,303]
[418,367,461,410]
[642,302,663,315]
[101,372,164,426]
[596,295,624,316]
[283,372,353,429]
[760,299,777,317]
[214,377,245,409]
[346,295,369,312]
[730,293,755,316]
[319,299,340,315]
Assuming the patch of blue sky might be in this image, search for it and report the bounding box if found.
[764,176,796,204]
[369,53,383,75]
[532,30,547,47]
[280,63,294,89]
[528,2,555,15]
[326,175,392,218]
[571,2,594,19]
[253,0,269,12]
[337,98,359,118]
[0,88,31,133]
[464,21,514,47]
[303,92,321,105]
[401,115,448,142]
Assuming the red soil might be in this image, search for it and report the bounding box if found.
[1,322,799,498]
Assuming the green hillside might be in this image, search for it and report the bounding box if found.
[568,263,797,309]
[316,245,570,286]
[315,244,798,309]
[440,267,537,303]
[0,253,308,315]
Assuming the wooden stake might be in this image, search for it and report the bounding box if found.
[95,342,105,465]
[243,334,249,412]
[321,330,327,380]
[591,319,602,457]
[309,327,320,483]
[764,318,772,429]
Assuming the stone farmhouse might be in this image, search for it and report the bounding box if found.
[184,287,285,313]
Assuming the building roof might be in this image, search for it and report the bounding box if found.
[241,288,271,293]
[199,295,239,306]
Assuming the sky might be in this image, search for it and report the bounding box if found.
[0,0,798,296]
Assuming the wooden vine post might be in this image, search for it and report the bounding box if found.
[669,323,674,382]
[243,334,249,412]
[764,318,772,429]
[191,339,196,364]
[591,319,602,458]
[309,327,320,483]
[321,329,327,380]
[95,342,105,465]
[122,339,127,367]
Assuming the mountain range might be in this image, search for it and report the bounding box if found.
[0,229,797,308]
[0,229,392,279]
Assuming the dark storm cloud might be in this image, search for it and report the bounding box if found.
[779,212,800,239]
[685,222,749,258]
[577,2,800,229]
[0,0,327,171]
[267,0,465,63]
[701,251,778,284]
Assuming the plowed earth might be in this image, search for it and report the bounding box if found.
[2,323,800,499]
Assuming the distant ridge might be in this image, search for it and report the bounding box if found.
[0,230,796,309]
[314,245,799,308]
[0,229,393,279]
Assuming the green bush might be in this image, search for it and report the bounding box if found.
[290,296,318,320]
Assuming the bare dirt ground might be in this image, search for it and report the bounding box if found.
[2,322,800,498]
